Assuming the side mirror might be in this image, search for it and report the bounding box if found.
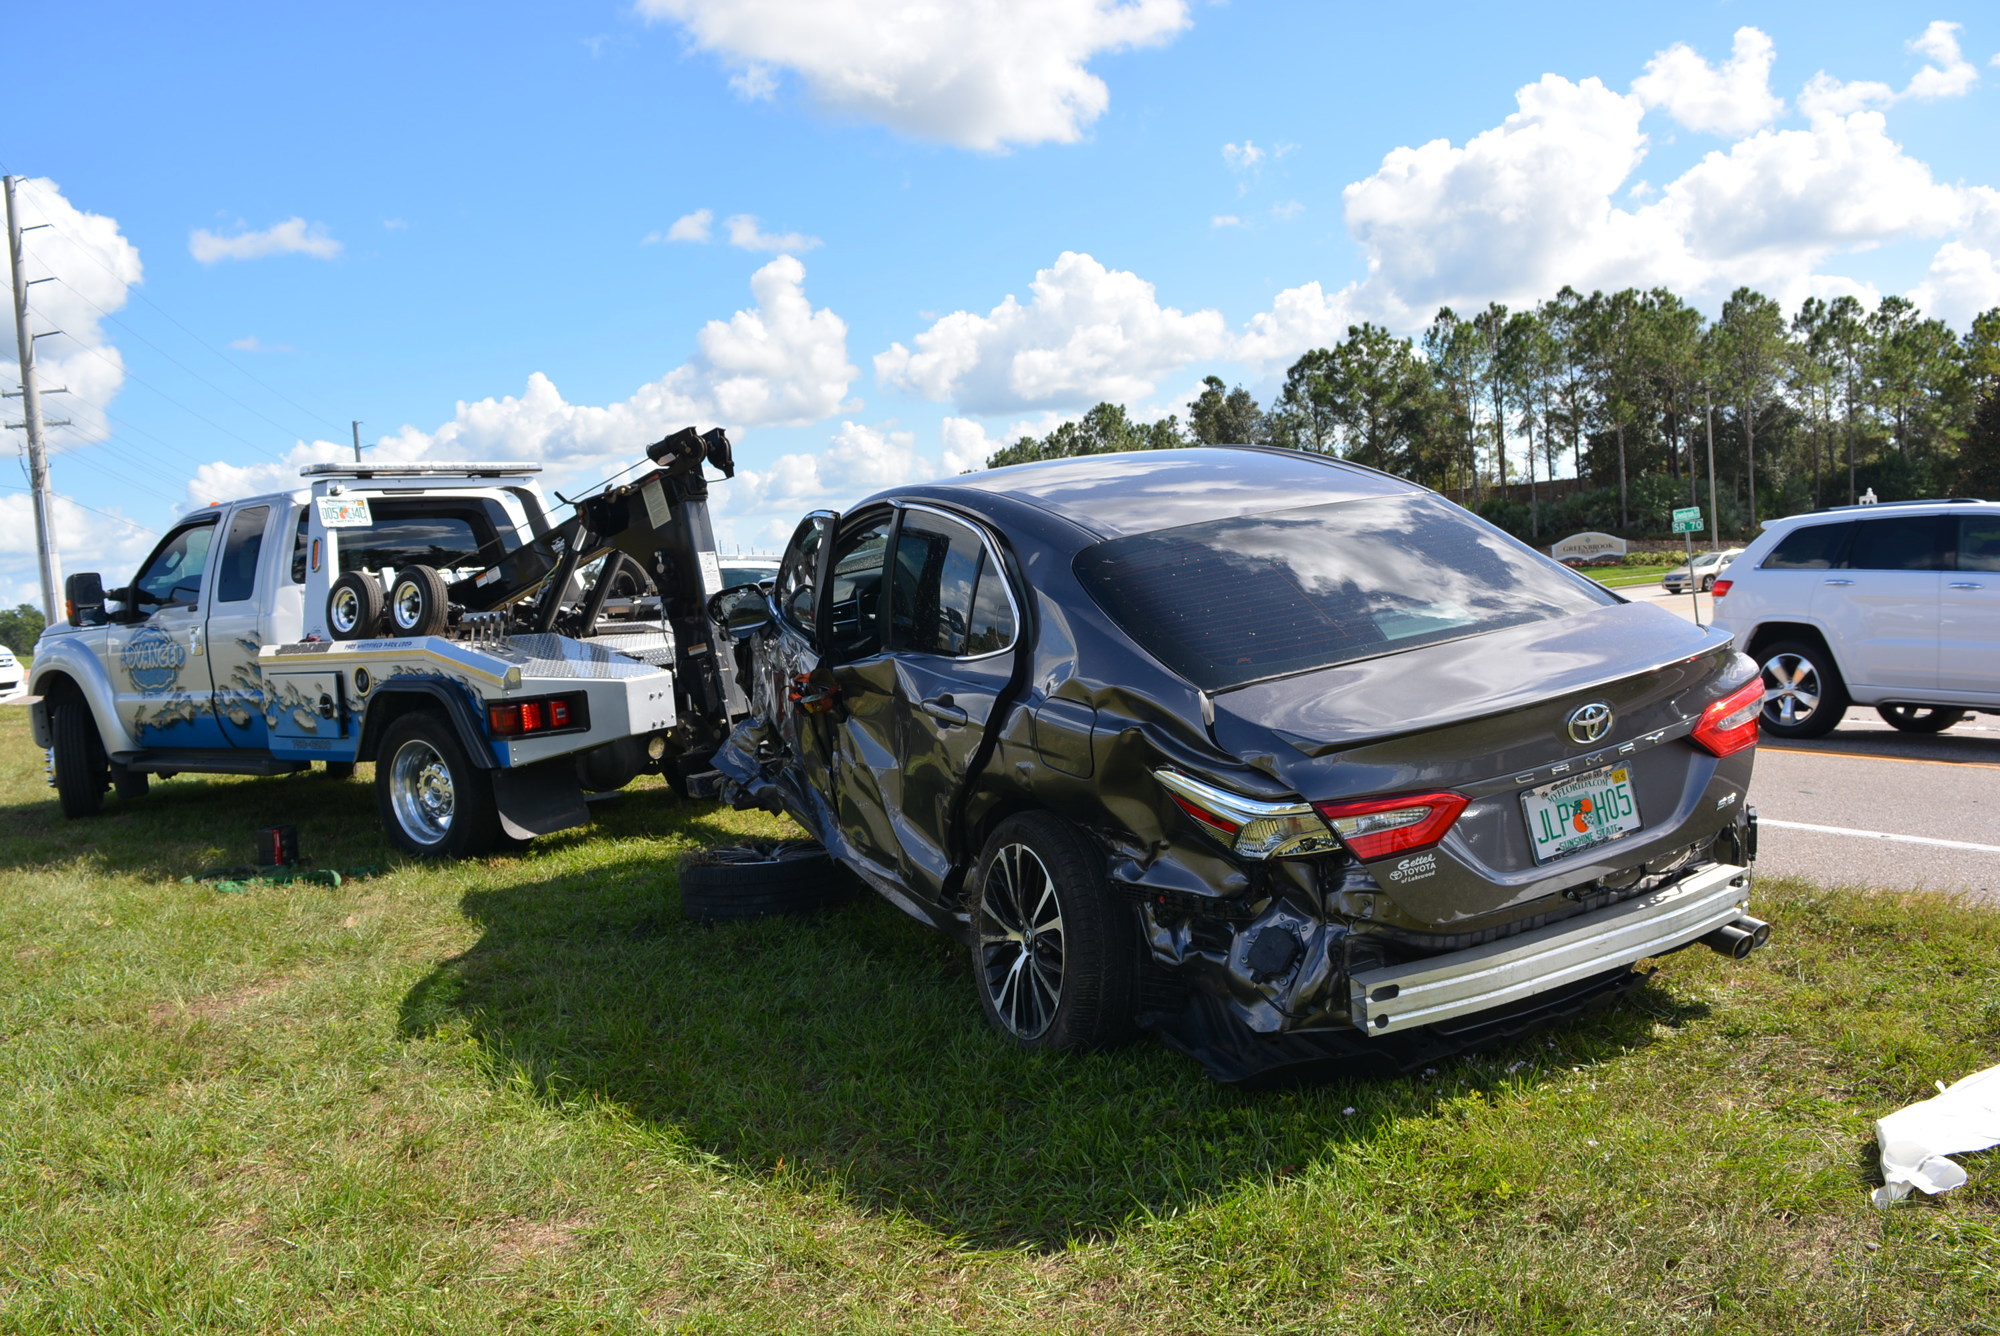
[706,583,773,639]
[63,572,106,628]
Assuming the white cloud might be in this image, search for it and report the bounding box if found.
[1632,26,1784,136]
[227,336,292,353]
[1909,241,2000,327]
[1799,20,1980,119]
[874,250,1229,414]
[939,416,998,473]
[1211,214,1244,228]
[1905,21,1978,100]
[1271,200,1304,222]
[186,255,859,512]
[724,214,822,252]
[188,217,342,264]
[729,65,778,100]
[1233,280,1357,371]
[646,208,713,244]
[635,0,1191,150]
[1222,140,1265,171]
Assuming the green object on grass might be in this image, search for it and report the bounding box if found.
[183,866,383,894]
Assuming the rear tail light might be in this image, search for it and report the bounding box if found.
[1690,677,1762,757]
[1710,579,1732,598]
[488,692,588,737]
[1151,769,1342,860]
[1311,792,1469,861]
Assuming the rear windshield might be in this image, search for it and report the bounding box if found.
[336,498,515,576]
[1073,493,1615,692]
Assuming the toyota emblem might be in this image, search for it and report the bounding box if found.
[1566,702,1614,746]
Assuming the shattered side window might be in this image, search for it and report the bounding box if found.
[1074,492,1612,692]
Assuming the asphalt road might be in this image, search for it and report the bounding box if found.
[1622,581,2000,901]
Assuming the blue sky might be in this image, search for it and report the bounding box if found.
[5,1,1998,603]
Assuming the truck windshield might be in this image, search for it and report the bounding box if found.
[1074,492,1614,692]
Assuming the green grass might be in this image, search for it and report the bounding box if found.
[0,706,1995,1333]
[1587,563,1682,589]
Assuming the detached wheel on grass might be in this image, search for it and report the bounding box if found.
[678,840,847,923]
[1875,703,1965,734]
[1757,639,1849,739]
[374,711,501,859]
[50,699,108,818]
[968,812,1139,1052]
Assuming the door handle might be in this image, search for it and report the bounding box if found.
[919,695,968,726]
[1948,581,1984,589]
[1821,579,1853,586]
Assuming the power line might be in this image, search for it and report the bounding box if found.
[7,177,348,435]
[47,274,324,444]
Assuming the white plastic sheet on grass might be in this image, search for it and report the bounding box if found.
[1871,1064,2000,1207]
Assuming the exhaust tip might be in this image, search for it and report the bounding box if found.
[1701,922,1757,961]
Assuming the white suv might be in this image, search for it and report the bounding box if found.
[1709,499,2000,738]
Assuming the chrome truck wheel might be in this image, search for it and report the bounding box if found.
[373,711,501,859]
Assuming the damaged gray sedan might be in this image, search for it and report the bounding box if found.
[710,447,1768,1081]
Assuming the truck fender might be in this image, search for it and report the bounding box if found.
[28,640,139,757]
[355,677,497,768]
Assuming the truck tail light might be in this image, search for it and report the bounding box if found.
[488,692,588,737]
[1691,677,1762,757]
[1710,578,1732,598]
[1310,792,1469,861]
[1151,769,1342,860]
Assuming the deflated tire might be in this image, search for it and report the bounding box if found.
[678,840,849,923]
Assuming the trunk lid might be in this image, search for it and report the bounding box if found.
[1208,604,1753,926]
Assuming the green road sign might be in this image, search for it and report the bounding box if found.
[1672,506,1703,534]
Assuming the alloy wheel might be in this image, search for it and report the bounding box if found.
[1761,652,1823,728]
[977,842,1067,1041]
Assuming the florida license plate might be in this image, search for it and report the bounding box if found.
[1522,765,1642,863]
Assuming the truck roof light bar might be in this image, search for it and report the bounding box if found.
[299,462,543,479]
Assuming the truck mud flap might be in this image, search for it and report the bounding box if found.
[493,757,590,839]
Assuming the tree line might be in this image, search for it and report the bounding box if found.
[985,287,2000,542]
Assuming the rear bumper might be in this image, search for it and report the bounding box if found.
[1348,861,1751,1036]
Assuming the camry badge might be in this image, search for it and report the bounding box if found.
[1566,702,1614,746]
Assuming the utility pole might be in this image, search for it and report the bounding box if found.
[351,420,364,463]
[1704,392,1720,554]
[5,176,64,622]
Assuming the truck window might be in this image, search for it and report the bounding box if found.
[334,499,513,576]
[291,508,309,583]
[133,518,220,610]
[215,505,271,603]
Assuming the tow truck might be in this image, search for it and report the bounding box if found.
[28,426,747,858]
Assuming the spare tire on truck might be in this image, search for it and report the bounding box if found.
[678,840,850,923]
[327,572,384,641]
[386,565,451,638]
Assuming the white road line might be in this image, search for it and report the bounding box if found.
[1760,818,2000,855]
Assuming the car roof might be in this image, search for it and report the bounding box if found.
[1760,498,1998,530]
[893,446,1421,541]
